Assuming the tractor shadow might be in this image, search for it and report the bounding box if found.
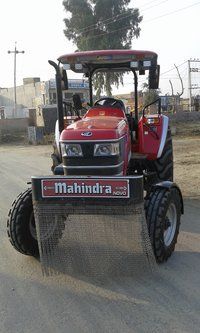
[39,241,157,279]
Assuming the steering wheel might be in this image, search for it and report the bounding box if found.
[94,97,124,109]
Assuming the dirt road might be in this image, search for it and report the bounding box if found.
[0,138,199,333]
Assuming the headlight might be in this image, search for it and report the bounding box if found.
[61,143,83,157]
[146,117,160,124]
[94,143,120,156]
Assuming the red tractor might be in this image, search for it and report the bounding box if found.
[7,50,183,269]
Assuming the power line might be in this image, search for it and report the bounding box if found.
[135,0,168,9]
[65,0,169,36]
[145,1,200,23]
[75,12,131,33]
[177,66,188,75]
[141,0,169,12]
[63,0,200,42]
[64,0,168,26]
[77,1,200,40]
[63,3,134,27]
[122,61,188,86]
[160,61,187,76]
[75,0,170,35]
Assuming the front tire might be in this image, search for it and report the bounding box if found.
[7,189,39,256]
[144,187,181,263]
[7,189,65,257]
[51,141,61,174]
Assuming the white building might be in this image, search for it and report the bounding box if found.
[0,78,89,118]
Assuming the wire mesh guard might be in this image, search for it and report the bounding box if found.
[33,201,156,276]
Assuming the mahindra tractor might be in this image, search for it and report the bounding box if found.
[7,50,183,274]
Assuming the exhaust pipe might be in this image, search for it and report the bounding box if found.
[48,60,64,134]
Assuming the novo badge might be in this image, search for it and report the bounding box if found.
[81,131,92,137]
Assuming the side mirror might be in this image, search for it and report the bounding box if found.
[73,94,82,111]
[149,65,160,89]
[61,68,68,90]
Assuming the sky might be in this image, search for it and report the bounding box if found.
[0,0,200,98]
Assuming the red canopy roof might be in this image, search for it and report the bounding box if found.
[58,49,157,65]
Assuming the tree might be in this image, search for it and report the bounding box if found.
[142,82,160,106]
[63,0,142,97]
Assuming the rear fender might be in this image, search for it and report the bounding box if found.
[157,115,169,158]
[137,115,169,160]
[55,120,60,154]
[151,181,184,214]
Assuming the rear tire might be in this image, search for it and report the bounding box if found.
[147,128,173,182]
[144,187,181,263]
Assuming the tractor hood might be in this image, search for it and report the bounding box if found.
[60,116,128,141]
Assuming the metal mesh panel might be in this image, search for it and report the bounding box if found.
[33,202,156,276]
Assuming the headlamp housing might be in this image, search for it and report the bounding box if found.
[94,142,120,156]
[61,143,83,157]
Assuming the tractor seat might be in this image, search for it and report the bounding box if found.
[103,99,125,112]
[94,97,126,112]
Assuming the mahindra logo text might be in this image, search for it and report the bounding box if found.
[55,182,111,194]
[41,179,129,198]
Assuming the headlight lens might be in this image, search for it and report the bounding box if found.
[94,143,120,156]
[61,143,83,157]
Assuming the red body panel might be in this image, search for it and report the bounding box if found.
[60,106,128,141]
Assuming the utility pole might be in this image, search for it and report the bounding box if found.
[188,58,200,112]
[8,42,25,117]
[188,60,192,112]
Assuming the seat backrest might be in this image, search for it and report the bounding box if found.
[84,106,126,118]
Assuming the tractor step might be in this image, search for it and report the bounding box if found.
[131,153,147,159]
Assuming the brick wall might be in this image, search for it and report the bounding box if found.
[0,118,29,142]
[168,111,200,122]
[0,118,29,132]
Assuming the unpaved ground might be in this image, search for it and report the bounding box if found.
[173,136,200,197]
[0,137,199,333]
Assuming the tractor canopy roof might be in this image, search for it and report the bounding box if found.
[58,49,158,74]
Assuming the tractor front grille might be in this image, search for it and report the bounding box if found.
[62,139,124,176]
